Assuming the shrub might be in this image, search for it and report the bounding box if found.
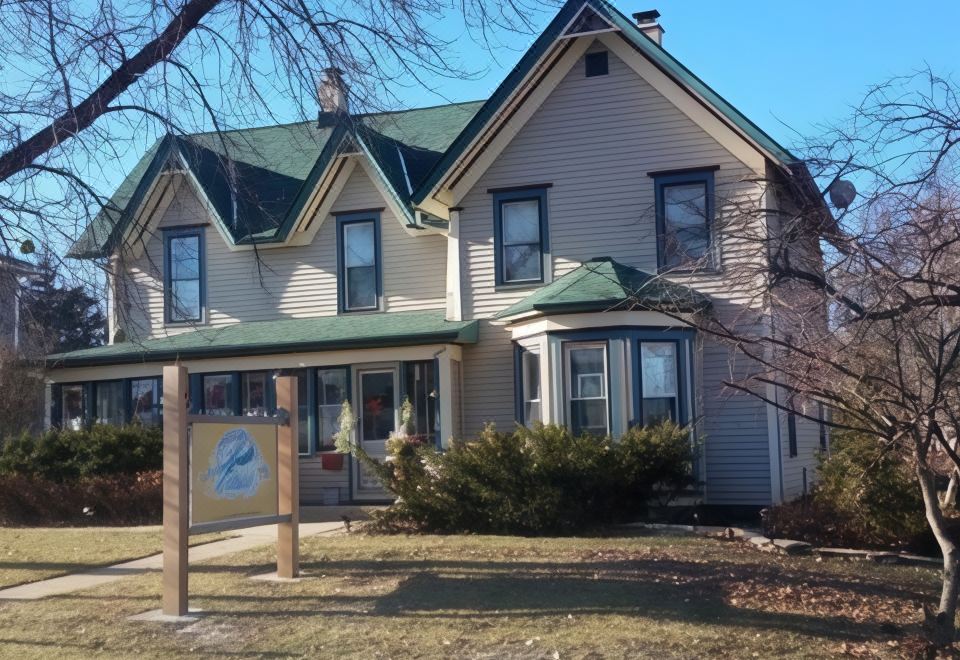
[764,430,927,550]
[0,471,162,526]
[362,421,696,535]
[0,424,162,481]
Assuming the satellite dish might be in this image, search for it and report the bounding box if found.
[828,179,857,209]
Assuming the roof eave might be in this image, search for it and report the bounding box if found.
[46,321,479,370]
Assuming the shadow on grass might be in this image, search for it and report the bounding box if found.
[180,554,927,645]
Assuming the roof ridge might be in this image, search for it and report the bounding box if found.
[183,100,488,140]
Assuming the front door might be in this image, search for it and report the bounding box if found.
[352,367,398,500]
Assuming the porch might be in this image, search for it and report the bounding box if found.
[44,310,478,505]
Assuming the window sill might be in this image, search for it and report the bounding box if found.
[494,281,545,294]
[164,319,209,329]
[657,267,722,277]
[338,307,384,316]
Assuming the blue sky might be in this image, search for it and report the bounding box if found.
[388,0,960,147]
[37,0,960,261]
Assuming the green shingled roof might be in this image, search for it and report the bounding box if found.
[494,257,709,320]
[68,102,484,259]
[46,311,478,368]
[69,0,820,261]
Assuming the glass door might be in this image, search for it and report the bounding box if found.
[352,367,398,499]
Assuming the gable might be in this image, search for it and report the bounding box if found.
[413,0,802,211]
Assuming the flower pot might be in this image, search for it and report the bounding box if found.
[321,453,345,471]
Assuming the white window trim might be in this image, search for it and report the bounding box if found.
[563,341,609,436]
[521,350,542,426]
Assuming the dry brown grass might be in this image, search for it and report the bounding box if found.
[0,530,945,658]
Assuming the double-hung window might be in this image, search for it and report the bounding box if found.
[337,214,381,312]
[565,343,608,436]
[493,187,549,285]
[131,377,162,426]
[317,368,349,451]
[94,381,125,426]
[520,350,542,426]
[60,384,85,430]
[403,361,438,444]
[639,342,679,426]
[164,229,205,323]
[242,372,269,417]
[653,169,716,270]
[203,373,235,416]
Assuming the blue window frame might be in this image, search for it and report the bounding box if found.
[788,411,798,457]
[492,187,549,286]
[637,340,681,427]
[163,228,206,324]
[94,380,125,426]
[652,168,716,271]
[316,367,350,451]
[130,377,162,426]
[336,212,382,312]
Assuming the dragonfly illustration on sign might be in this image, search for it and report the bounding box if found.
[203,428,270,500]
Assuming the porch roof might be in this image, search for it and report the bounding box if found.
[46,311,478,369]
[494,257,710,320]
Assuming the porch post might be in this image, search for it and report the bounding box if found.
[437,351,454,449]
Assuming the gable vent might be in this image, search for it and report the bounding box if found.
[585,51,609,77]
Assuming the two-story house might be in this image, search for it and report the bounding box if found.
[45,1,828,510]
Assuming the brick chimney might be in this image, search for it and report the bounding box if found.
[633,10,664,46]
[318,67,349,115]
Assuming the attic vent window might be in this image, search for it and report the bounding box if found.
[585,51,608,77]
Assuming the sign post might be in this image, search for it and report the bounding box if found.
[161,366,299,618]
[276,376,299,579]
[162,365,189,617]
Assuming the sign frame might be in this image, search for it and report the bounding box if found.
[162,366,299,617]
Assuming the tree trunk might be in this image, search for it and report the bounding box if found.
[918,464,960,646]
[944,472,959,510]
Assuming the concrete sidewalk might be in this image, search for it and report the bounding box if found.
[0,521,344,601]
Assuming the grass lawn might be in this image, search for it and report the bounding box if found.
[0,528,230,589]
[0,530,942,658]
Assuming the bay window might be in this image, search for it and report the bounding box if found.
[639,342,679,426]
[565,343,608,436]
[521,350,541,426]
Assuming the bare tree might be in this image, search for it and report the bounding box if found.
[0,0,551,288]
[629,69,960,646]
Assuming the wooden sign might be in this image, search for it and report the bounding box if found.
[162,366,299,617]
[190,422,279,529]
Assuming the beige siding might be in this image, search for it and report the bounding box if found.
[457,42,774,504]
[300,456,350,505]
[119,165,446,341]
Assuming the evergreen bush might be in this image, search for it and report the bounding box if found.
[764,430,927,550]
[359,421,695,535]
[0,424,162,481]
